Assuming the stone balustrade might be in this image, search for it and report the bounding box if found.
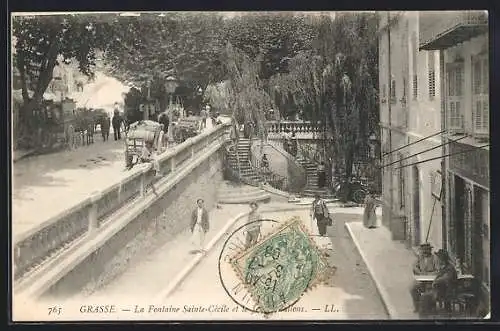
[13,123,231,280]
[266,121,322,136]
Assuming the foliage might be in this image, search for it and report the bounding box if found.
[270,13,379,189]
[222,13,317,80]
[12,14,117,148]
[224,43,274,136]
[102,13,227,89]
[204,81,231,114]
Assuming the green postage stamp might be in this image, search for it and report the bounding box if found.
[228,216,334,314]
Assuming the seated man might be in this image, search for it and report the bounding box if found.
[410,243,439,312]
[140,141,162,177]
[419,249,458,315]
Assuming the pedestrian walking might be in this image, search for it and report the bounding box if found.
[310,193,330,236]
[200,107,207,130]
[112,105,122,141]
[101,115,110,142]
[282,130,291,153]
[158,112,170,147]
[317,161,326,188]
[230,117,239,147]
[190,199,210,254]
[245,202,262,248]
[363,193,380,228]
[290,132,298,157]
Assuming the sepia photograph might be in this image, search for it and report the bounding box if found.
[10,10,490,321]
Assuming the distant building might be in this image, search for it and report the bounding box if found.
[378,11,443,250]
[420,10,490,309]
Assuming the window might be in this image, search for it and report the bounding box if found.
[411,32,418,99]
[390,79,396,104]
[472,55,489,135]
[428,51,436,99]
[446,63,465,132]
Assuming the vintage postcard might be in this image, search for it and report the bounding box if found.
[10,10,490,321]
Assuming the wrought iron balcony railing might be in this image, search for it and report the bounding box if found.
[419,11,488,50]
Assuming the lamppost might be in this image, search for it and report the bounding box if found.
[164,76,178,119]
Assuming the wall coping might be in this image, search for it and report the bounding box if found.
[14,123,231,245]
[14,136,228,298]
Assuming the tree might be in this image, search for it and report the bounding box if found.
[12,14,115,146]
[224,42,274,138]
[222,13,316,80]
[102,13,227,90]
[270,13,379,197]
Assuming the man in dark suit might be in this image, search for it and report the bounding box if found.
[190,198,210,254]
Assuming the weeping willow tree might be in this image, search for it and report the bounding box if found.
[224,42,275,140]
[270,13,379,188]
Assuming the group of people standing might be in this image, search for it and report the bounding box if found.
[199,105,222,131]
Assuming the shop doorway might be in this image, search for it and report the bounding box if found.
[454,175,466,263]
[473,187,490,288]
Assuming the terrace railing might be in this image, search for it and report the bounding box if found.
[13,123,231,281]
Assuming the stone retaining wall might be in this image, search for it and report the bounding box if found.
[43,150,225,298]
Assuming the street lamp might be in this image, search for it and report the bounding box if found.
[164,76,179,119]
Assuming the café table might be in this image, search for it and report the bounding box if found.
[414,274,437,292]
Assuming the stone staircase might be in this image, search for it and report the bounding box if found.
[296,157,335,199]
[217,181,271,204]
[225,138,262,185]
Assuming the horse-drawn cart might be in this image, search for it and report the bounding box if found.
[124,120,165,169]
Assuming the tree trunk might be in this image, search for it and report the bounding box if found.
[17,30,62,149]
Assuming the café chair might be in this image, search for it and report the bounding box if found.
[454,277,479,316]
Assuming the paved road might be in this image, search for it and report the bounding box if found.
[162,209,388,320]
[12,138,129,237]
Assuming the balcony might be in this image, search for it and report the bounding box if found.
[419,11,488,50]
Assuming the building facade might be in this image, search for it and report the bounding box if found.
[420,10,490,309]
[378,11,443,250]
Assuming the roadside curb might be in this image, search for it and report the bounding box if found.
[344,222,397,319]
[154,211,247,301]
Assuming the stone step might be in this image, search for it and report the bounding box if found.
[218,191,271,204]
[218,183,265,195]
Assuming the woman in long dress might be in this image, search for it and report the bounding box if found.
[363,193,378,228]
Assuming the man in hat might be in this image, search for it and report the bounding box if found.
[410,243,440,312]
[419,249,458,315]
[310,193,329,236]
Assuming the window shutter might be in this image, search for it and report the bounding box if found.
[472,56,489,135]
[428,51,436,99]
[411,32,418,99]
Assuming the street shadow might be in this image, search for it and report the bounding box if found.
[12,175,73,202]
[322,213,390,320]
[12,139,125,192]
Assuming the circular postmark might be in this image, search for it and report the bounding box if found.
[218,217,324,315]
